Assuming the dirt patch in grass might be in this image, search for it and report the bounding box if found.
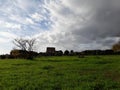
[104,71,120,81]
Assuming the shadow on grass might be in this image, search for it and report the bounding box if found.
[42,65,54,70]
[94,60,113,64]
[12,63,34,66]
[40,59,80,63]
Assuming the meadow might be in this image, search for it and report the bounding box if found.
[0,56,120,90]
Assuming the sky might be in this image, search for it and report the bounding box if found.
[0,0,120,54]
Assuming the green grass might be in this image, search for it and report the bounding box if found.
[0,55,120,90]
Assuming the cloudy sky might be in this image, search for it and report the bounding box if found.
[0,0,120,54]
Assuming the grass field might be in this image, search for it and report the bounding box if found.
[0,56,120,90]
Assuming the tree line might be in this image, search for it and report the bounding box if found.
[0,38,120,59]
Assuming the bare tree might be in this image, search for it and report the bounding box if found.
[27,39,36,51]
[13,38,36,51]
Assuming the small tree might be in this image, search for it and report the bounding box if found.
[27,39,36,51]
[13,38,27,51]
[13,38,37,60]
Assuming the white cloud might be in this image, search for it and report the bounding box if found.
[5,22,21,29]
[0,31,17,39]
[0,21,21,29]
[31,13,44,22]
[0,38,7,43]
[25,18,35,25]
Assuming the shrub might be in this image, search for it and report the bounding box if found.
[0,55,6,59]
[64,50,69,56]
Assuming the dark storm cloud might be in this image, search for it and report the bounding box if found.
[68,0,120,49]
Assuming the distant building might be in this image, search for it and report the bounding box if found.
[46,47,55,56]
[46,47,55,53]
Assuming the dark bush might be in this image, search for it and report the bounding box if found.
[64,50,69,56]
[55,50,63,56]
[70,50,75,56]
[0,55,6,59]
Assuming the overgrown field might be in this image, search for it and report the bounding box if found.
[0,56,120,90]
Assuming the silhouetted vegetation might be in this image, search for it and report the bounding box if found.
[1,48,120,60]
[6,49,38,60]
[64,50,69,55]
[0,55,14,59]
[1,40,120,60]
[55,50,63,56]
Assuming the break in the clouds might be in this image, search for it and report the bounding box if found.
[0,0,120,54]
